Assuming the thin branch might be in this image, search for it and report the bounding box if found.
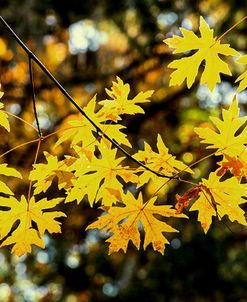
[28,55,42,137]
[27,138,41,203]
[3,110,38,132]
[0,138,40,159]
[216,15,247,41]
[0,15,177,181]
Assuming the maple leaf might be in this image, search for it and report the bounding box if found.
[190,171,247,233]
[55,95,131,149]
[87,192,187,254]
[65,144,138,206]
[0,97,10,132]
[194,97,247,157]
[29,152,74,195]
[0,164,22,195]
[99,76,153,121]
[0,195,65,256]
[164,16,239,91]
[217,152,247,180]
[134,134,192,187]
[235,55,247,92]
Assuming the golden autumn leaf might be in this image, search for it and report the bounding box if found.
[134,134,192,187]
[194,97,247,157]
[65,144,138,206]
[55,95,131,149]
[235,55,247,92]
[164,16,239,91]
[87,192,187,254]
[0,195,65,256]
[190,171,247,233]
[217,152,247,180]
[0,96,10,132]
[99,76,153,121]
[29,152,74,195]
[0,164,22,195]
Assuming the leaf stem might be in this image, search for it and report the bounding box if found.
[216,15,247,41]
[3,110,38,132]
[0,138,40,159]
[27,138,42,203]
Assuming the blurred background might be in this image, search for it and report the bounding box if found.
[0,0,247,301]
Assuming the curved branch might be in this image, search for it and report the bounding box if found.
[0,15,177,180]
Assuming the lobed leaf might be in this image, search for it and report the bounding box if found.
[0,164,22,195]
[87,192,187,254]
[0,97,10,132]
[195,97,247,157]
[134,134,193,187]
[190,171,247,233]
[99,76,153,121]
[0,195,65,256]
[235,55,247,92]
[65,143,138,206]
[164,16,239,91]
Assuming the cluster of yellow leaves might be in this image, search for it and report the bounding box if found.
[0,77,192,256]
[191,98,247,232]
[0,100,66,256]
[27,78,192,255]
[1,15,247,257]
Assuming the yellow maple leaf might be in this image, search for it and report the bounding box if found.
[134,134,192,187]
[194,97,247,157]
[235,55,247,92]
[0,96,10,132]
[29,152,74,194]
[87,192,187,255]
[217,152,247,180]
[65,144,138,206]
[0,195,65,256]
[190,171,247,233]
[55,95,131,149]
[99,77,153,121]
[0,164,22,195]
[164,16,239,91]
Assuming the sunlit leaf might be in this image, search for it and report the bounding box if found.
[65,144,138,206]
[0,195,65,256]
[0,95,10,132]
[29,152,74,194]
[235,55,247,92]
[55,95,131,149]
[164,16,239,91]
[99,76,153,121]
[190,171,247,233]
[134,134,192,187]
[0,164,22,195]
[87,192,187,254]
[194,97,247,157]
